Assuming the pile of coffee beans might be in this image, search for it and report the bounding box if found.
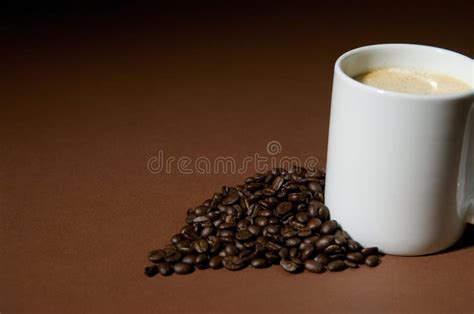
[145,167,382,277]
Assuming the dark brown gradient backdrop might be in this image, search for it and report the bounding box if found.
[1,2,473,313]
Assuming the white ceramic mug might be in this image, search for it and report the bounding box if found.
[325,44,474,255]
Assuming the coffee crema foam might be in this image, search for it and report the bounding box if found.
[354,67,471,95]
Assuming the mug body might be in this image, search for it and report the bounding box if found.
[325,44,473,255]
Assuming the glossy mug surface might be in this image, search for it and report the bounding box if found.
[325,44,474,255]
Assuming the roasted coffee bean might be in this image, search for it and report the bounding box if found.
[194,205,209,216]
[298,227,312,238]
[246,203,257,216]
[365,255,380,267]
[307,218,322,230]
[344,260,359,268]
[164,250,181,263]
[268,217,280,224]
[223,256,245,271]
[296,204,307,212]
[265,197,279,208]
[248,224,262,236]
[239,248,253,259]
[158,262,174,276]
[193,239,209,254]
[185,214,196,224]
[289,247,300,258]
[304,235,320,244]
[195,254,209,269]
[280,226,298,239]
[301,246,315,261]
[257,209,273,217]
[219,230,234,240]
[258,199,270,209]
[222,191,240,205]
[265,251,280,264]
[213,219,224,228]
[346,252,365,264]
[295,212,309,224]
[314,253,331,266]
[315,235,335,250]
[144,264,159,277]
[251,258,270,269]
[286,237,301,247]
[285,183,300,193]
[288,193,300,203]
[280,259,303,273]
[281,213,294,224]
[182,255,197,265]
[327,260,347,272]
[224,215,234,226]
[304,260,325,273]
[289,220,305,230]
[324,244,341,254]
[194,253,208,264]
[201,226,215,238]
[299,242,313,251]
[347,240,360,251]
[171,234,185,244]
[246,182,262,192]
[181,227,199,240]
[308,182,323,193]
[255,216,269,227]
[225,244,240,256]
[329,253,346,260]
[307,207,318,218]
[275,202,293,216]
[243,241,255,249]
[271,176,285,191]
[262,187,276,196]
[279,247,289,259]
[193,216,210,224]
[255,236,267,246]
[320,220,338,234]
[265,224,280,234]
[361,247,379,256]
[225,205,237,216]
[318,206,330,221]
[298,191,312,203]
[148,249,166,263]
[206,235,219,245]
[209,256,223,269]
[176,240,193,254]
[174,262,194,275]
[240,198,250,210]
[209,244,220,255]
[334,235,347,246]
[208,211,220,220]
[236,229,253,241]
[265,241,282,252]
[237,219,250,230]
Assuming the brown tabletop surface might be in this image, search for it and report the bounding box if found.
[1,2,473,314]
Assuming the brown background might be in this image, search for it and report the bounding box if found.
[1,2,473,313]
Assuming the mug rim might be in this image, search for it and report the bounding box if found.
[335,43,474,100]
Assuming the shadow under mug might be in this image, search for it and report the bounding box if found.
[325,44,474,256]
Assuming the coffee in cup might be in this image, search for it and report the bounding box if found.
[354,67,471,95]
